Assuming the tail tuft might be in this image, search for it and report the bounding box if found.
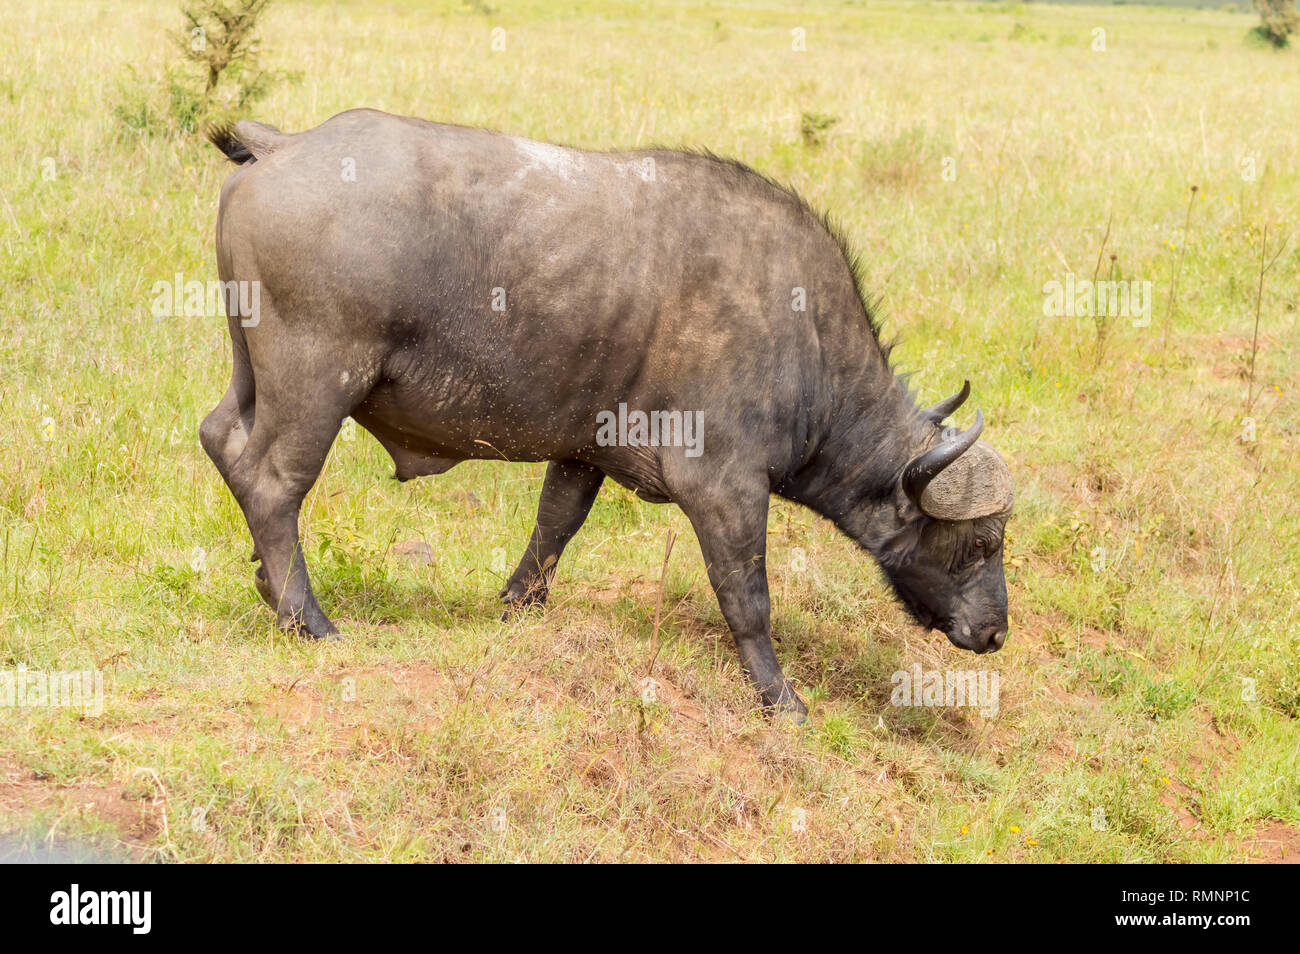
[207,120,284,164]
[206,123,254,164]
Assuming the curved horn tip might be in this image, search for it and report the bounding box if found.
[923,379,972,423]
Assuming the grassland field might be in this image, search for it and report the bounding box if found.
[0,0,1298,862]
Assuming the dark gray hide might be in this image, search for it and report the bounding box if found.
[201,109,1014,722]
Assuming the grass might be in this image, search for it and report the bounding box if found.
[0,0,1298,862]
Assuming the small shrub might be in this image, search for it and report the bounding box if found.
[1139,678,1195,721]
[114,0,291,140]
[1252,0,1298,48]
[800,111,839,147]
[177,0,272,99]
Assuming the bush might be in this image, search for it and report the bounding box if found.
[1252,0,1299,48]
[799,111,839,147]
[176,0,278,104]
[115,0,292,140]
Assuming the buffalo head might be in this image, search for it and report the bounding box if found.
[879,382,1014,654]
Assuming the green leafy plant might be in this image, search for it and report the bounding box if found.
[1252,0,1298,48]
[115,0,291,139]
[800,110,839,147]
[176,0,276,103]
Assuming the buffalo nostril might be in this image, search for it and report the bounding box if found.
[987,629,1007,652]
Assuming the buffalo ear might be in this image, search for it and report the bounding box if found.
[915,440,1013,520]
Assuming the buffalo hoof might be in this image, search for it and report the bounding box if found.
[255,566,340,641]
[498,579,548,621]
[763,683,809,727]
[279,609,341,642]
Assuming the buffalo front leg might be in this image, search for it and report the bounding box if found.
[681,483,806,723]
[500,460,604,618]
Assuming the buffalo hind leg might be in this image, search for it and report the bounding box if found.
[224,388,354,639]
[199,324,255,490]
[202,385,276,611]
[680,479,806,723]
[501,460,604,618]
[200,331,267,595]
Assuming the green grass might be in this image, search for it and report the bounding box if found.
[0,0,1297,862]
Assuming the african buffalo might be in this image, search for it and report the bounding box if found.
[201,109,1013,722]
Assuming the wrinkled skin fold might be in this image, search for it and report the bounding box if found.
[200,109,1015,723]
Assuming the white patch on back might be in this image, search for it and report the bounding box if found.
[511,138,587,184]
[509,138,658,191]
